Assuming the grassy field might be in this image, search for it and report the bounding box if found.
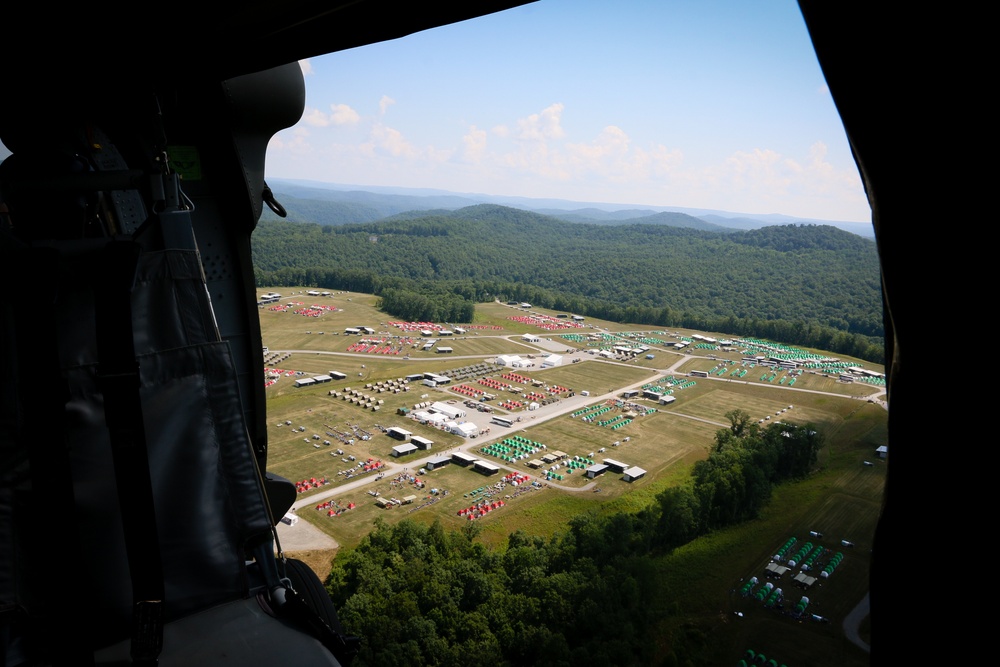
[261,288,885,666]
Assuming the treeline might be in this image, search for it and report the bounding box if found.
[327,421,823,667]
[377,287,475,324]
[252,205,884,362]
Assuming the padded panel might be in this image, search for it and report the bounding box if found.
[94,597,342,666]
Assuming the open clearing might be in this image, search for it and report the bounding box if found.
[263,288,886,667]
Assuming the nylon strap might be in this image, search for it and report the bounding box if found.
[94,240,165,666]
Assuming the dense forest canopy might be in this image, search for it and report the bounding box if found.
[252,204,884,362]
[328,421,824,667]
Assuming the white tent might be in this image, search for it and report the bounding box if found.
[430,402,466,419]
[448,421,478,437]
[542,354,563,367]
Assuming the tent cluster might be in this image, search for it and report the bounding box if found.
[263,366,303,387]
[506,314,583,331]
[457,500,506,520]
[644,376,696,392]
[819,552,845,579]
[793,596,810,616]
[501,372,532,385]
[773,537,797,561]
[346,338,410,355]
[738,337,827,361]
[571,403,607,418]
[784,541,815,567]
[597,415,633,430]
[789,543,824,571]
[478,377,515,392]
[575,404,613,421]
[387,321,443,333]
[360,458,386,473]
[480,437,545,463]
[502,472,531,486]
[315,500,356,517]
[450,383,484,398]
[641,380,676,394]
[294,476,328,493]
[753,582,775,603]
[292,304,338,318]
[737,648,789,667]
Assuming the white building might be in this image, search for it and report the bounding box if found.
[411,435,434,450]
[622,466,647,482]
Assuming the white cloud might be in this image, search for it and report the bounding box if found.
[685,142,867,218]
[462,126,488,162]
[267,89,867,221]
[299,104,359,128]
[267,127,314,155]
[648,144,685,176]
[298,59,313,76]
[568,126,630,165]
[426,145,454,164]
[301,107,331,127]
[721,148,788,191]
[330,103,360,125]
[516,103,565,142]
[370,123,418,158]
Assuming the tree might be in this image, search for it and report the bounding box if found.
[725,408,752,437]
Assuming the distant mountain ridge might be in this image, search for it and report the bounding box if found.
[264,178,874,238]
[252,203,884,361]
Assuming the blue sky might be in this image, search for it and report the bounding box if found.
[266,0,871,223]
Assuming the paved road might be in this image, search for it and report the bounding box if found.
[843,592,871,653]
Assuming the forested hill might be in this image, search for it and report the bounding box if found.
[252,204,884,361]
[532,209,735,232]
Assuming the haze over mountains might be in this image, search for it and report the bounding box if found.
[252,194,884,363]
[265,179,875,238]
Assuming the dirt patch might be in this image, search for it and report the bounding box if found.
[284,548,339,581]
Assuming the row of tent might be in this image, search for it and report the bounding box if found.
[737,648,789,667]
